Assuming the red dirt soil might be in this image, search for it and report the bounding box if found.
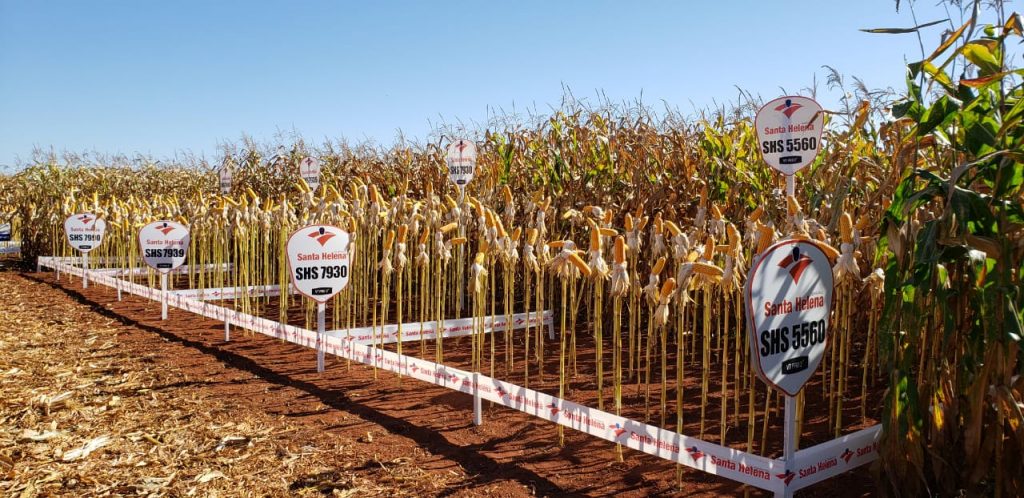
[16,267,879,497]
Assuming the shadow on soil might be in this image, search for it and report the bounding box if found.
[25,271,582,497]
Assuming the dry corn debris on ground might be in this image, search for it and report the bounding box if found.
[0,269,468,497]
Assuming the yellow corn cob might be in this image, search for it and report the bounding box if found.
[727,224,741,252]
[567,252,592,277]
[748,205,765,222]
[692,262,724,277]
[450,237,467,245]
[501,185,513,204]
[526,228,538,245]
[652,256,667,275]
[474,252,486,265]
[840,213,853,243]
[637,216,649,231]
[787,195,800,216]
[599,227,617,236]
[418,228,431,245]
[816,240,841,261]
[397,224,408,243]
[624,213,634,231]
[614,236,626,263]
[711,203,723,220]
[660,278,677,300]
[511,226,522,242]
[703,238,715,261]
[665,220,682,237]
[384,230,396,250]
[602,209,613,225]
[547,240,566,249]
[440,222,458,234]
[590,227,601,251]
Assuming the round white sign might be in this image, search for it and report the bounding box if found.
[139,220,190,273]
[64,213,107,253]
[446,139,477,187]
[754,96,824,176]
[299,157,321,190]
[745,238,833,396]
[219,166,233,194]
[286,224,351,303]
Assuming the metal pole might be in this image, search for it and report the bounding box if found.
[317,302,326,373]
[786,174,795,198]
[473,371,482,426]
[160,273,168,320]
[776,394,797,498]
[82,253,89,289]
[224,314,231,342]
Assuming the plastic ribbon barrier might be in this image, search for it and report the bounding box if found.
[37,256,881,495]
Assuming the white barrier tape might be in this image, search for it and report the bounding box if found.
[92,263,233,277]
[0,243,20,255]
[37,256,880,495]
[327,310,555,345]
[787,424,881,491]
[42,256,122,264]
[167,283,296,301]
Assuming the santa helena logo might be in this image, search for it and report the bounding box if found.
[686,446,705,462]
[841,448,854,464]
[778,245,814,283]
[776,470,796,485]
[775,99,802,118]
[496,386,508,398]
[454,140,468,153]
[308,227,336,246]
[77,214,94,225]
[158,223,175,235]
[610,423,627,438]
[548,403,560,416]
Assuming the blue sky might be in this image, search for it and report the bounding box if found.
[0,1,979,167]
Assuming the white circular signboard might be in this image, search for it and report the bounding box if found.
[219,166,233,194]
[446,139,477,187]
[745,238,833,396]
[64,213,107,253]
[299,157,321,190]
[286,224,351,303]
[139,220,190,273]
[754,96,824,176]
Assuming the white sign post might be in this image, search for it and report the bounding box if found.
[286,225,351,372]
[299,157,321,192]
[64,213,107,289]
[746,239,833,498]
[755,96,824,198]
[140,221,191,320]
[219,165,233,194]
[446,139,476,319]
[446,139,477,196]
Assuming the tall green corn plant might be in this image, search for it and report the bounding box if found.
[878,13,1024,496]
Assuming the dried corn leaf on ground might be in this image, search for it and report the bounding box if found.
[0,262,874,497]
[0,265,488,498]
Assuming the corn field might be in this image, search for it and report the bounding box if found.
[1,7,1022,496]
